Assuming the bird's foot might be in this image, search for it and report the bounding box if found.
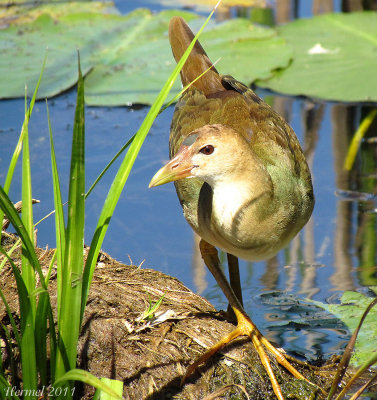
[182,308,321,400]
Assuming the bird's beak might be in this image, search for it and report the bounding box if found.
[149,146,194,188]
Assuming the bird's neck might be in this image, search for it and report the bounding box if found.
[210,167,273,233]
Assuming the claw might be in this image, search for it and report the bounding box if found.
[184,239,322,399]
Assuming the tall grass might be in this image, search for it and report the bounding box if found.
[0,10,216,399]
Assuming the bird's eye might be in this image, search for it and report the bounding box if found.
[199,145,214,155]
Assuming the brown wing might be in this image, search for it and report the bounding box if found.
[168,17,312,211]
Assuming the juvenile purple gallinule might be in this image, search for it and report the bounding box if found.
[149,16,314,399]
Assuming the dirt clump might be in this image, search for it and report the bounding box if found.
[0,233,331,399]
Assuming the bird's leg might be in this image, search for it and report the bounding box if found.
[183,239,313,400]
[226,253,243,320]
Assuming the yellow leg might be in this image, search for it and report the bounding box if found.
[182,239,316,400]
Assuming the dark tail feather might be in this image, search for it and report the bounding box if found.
[169,16,224,96]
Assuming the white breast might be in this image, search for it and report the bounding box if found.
[212,181,253,240]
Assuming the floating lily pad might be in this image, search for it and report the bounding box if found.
[0,3,136,100]
[0,4,291,105]
[145,0,267,12]
[258,12,377,102]
[84,15,292,105]
[0,2,116,26]
[5,5,374,104]
[310,290,377,366]
[83,9,201,106]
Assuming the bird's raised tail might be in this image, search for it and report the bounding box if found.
[169,16,225,96]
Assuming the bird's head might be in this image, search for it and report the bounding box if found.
[149,124,253,188]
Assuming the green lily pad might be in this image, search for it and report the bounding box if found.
[0,2,115,26]
[0,5,150,100]
[0,4,291,105]
[83,9,201,106]
[145,0,267,12]
[310,290,377,366]
[85,15,292,105]
[258,11,377,102]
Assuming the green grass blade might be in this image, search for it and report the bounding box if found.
[84,60,220,200]
[0,288,21,388]
[0,237,21,273]
[21,84,36,300]
[0,187,43,283]
[44,249,57,285]
[54,370,122,400]
[161,57,220,112]
[85,135,134,199]
[46,100,66,316]
[85,60,219,200]
[55,55,85,383]
[20,86,38,398]
[80,6,217,322]
[34,292,49,388]
[33,283,56,387]
[0,178,53,400]
[2,54,46,193]
[0,246,37,399]
[0,192,53,388]
[95,378,123,400]
[0,277,21,346]
[47,303,58,385]
[0,54,47,242]
[344,109,377,170]
[0,374,21,400]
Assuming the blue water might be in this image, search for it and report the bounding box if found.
[1,0,376,364]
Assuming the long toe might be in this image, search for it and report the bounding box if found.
[182,317,288,399]
[183,307,321,400]
[235,309,324,398]
[181,325,244,385]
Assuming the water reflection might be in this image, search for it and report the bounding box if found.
[332,105,358,291]
[1,0,377,367]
